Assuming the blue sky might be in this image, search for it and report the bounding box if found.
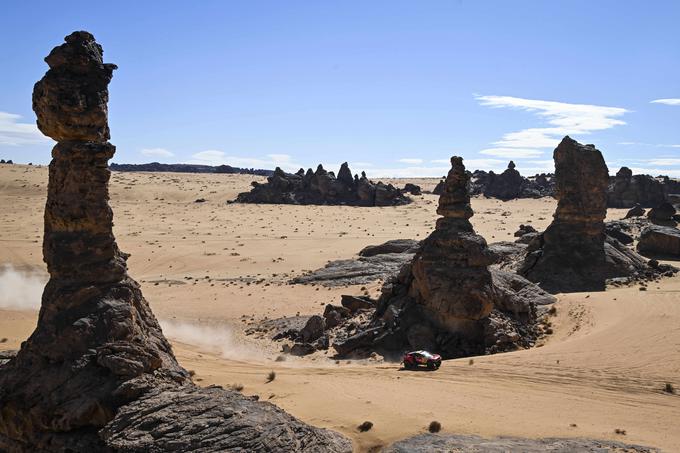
[1,1,679,177]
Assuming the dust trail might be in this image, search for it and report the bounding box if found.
[0,264,46,310]
[159,319,263,362]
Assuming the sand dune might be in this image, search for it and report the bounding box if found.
[1,164,678,452]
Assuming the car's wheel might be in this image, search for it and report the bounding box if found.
[427,362,435,370]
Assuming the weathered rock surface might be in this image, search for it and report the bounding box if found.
[401,183,422,195]
[608,166,667,208]
[520,137,654,292]
[647,202,677,223]
[637,225,680,257]
[471,163,555,200]
[386,433,658,453]
[292,252,414,286]
[0,31,350,453]
[235,163,411,206]
[330,157,555,359]
[359,239,420,257]
[101,385,351,452]
[624,203,646,218]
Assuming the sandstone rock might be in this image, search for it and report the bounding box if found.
[101,385,351,452]
[359,239,420,257]
[402,183,422,195]
[647,202,677,222]
[385,433,659,452]
[637,225,680,257]
[624,203,646,218]
[432,179,445,195]
[0,31,350,453]
[291,252,414,286]
[341,295,375,313]
[520,137,652,292]
[235,162,410,206]
[299,315,325,342]
[608,166,667,208]
[332,157,554,358]
[605,221,635,245]
[483,161,524,200]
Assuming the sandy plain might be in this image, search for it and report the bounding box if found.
[1,163,679,452]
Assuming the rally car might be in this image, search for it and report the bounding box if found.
[402,350,442,370]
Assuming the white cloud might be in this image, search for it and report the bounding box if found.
[479,148,544,158]
[476,95,628,149]
[644,158,680,166]
[140,147,174,158]
[650,98,680,106]
[398,158,424,165]
[618,142,680,148]
[266,153,292,163]
[0,111,50,146]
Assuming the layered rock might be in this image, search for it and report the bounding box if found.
[235,163,410,206]
[521,137,654,292]
[607,166,667,208]
[637,225,680,257]
[331,157,555,358]
[0,31,349,453]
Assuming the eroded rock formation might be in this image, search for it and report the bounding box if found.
[0,31,350,453]
[608,166,667,208]
[235,163,410,206]
[520,137,654,292]
[328,157,555,358]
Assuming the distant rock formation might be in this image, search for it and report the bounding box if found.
[647,201,677,223]
[0,159,13,164]
[234,163,411,206]
[469,163,554,200]
[109,162,273,176]
[329,157,555,359]
[607,166,667,208]
[520,137,654,292]
[0,31,350,453]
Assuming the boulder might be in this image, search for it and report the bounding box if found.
[341,295,375,313]
[637,225,680,257]
[624,203,646,218]
[402,183,422,195]
[359,239,420,256]
[647,202,677,222]
[299,315,325,342]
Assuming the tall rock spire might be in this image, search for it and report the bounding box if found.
[0,31,350,452]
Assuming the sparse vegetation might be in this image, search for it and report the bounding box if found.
[428,421,441,433]
[231,383,244,392]
[664,382,675,394]
[468,359,474,365]
[614,428,627,435]
[188,369,196,377]
[358,421,373,432]
[548,305,557,316]
[0,338,7,343]
[266,370,276,383]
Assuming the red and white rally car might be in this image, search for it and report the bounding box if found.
[402,350,442,370]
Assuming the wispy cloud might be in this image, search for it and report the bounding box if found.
[141,147,174,158]
[0,111,50,146]
[398,158,424,164]
[650,98,680,106]
[476,95,628,150]
[617,141,680,148]
[479,148,544,158]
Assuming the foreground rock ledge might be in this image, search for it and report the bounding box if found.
[0,31,350,452]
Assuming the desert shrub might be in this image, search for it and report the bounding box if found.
[428,421,441,433]
[358,421,373,432]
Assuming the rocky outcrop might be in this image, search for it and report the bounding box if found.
[482,161,524,200]
[386,433,659,453]
[637,225,680,257]
[520,137,655,292]
[647,202,677,223]
[471,164,554,200]
[109,162,273,176]
[0,31,350,453]
[607,166,667,208]
[0,159,13,164]
[330,157,555,358]
[401,183,422,195]
[235,163,411,206]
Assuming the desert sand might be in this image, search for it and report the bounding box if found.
[1,163,679,452]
